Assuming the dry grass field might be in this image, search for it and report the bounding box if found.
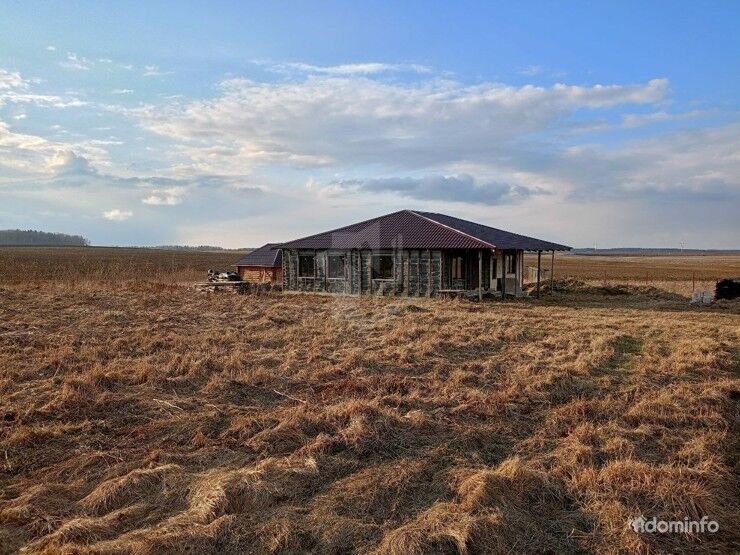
[0,250,739,554]
[0,247,243,284]
[526,253,740,282]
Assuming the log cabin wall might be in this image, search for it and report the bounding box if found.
[237,266,280,284]
[283,248,442,296]
[283,248,526,296]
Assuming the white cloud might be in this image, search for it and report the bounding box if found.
[519,64,543,76]
[132,74,668,178]
[0,68,85,108]
[125,69,736,210]
[0,119,109,175]
[316,174,545,205]
[47,150,96,175]
[620,109,706,128]
[102,208,132,221]
[60,52,91,71]
[0,69,29,91]
[46,45,56,51]
[1,60,737,247]
[143,65,172,77]
[263,61,432,75]
[558,123,740,201]
[0,121,85,174]
[141,186,186,205]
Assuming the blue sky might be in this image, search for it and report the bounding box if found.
[1,1,738,247]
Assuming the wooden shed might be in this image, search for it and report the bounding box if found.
[234,243,283,284]
[279,210,570,298]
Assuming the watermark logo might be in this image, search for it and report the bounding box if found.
[629,515,719,534]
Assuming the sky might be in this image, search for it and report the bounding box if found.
[0,1,738,248]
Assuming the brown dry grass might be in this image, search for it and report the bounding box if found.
[527,253,740,282]
[0,247,243,284]
[1,271,738,554]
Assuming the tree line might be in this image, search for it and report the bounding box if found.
[0,229,90,246]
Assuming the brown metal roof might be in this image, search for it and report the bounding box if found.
[279,210,571,251]
[416,211,571,251]
[234,243,282,267]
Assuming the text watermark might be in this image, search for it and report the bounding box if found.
[629,516,719,534]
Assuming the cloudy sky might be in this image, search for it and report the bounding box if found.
[1,1,738,248]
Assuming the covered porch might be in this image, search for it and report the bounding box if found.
[439,248,556,300]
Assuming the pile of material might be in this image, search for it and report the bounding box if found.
[715,277,740,300]
[691,290,713,305]
[207,269,239,283]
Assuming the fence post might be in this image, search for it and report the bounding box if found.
[550,250,554,294]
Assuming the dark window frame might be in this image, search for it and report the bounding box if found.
[327,254,345,279]
[505,252,516,274]
[298,254,315,278]
[451,255,464,280]
[371,254,394,280]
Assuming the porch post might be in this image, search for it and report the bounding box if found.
[489,250,494,290]
[515,250,521,297]
[536,250,542,298]
[478,250,483,301]
[501,250,506,301]
[550,250,555,294]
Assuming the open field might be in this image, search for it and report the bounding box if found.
[0,250,739,553]
[2,247,739,290]
[0,247,245,284]
[526,253,740,282]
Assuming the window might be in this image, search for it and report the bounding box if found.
[451,255,464,280]
[298,254,315,277]
[328,255,345,279]
[371,255,394,280]
[505,253,516,274]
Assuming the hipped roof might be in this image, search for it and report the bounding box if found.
[279,210,571,251]
[234,243,282,267]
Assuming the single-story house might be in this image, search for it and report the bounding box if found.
[278,210,570,298]
[234,243,283,284]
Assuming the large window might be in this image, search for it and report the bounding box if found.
[328,255,345,279]
[451,255,464,280]
[505,253,516,274]
[298,254,315,277]
[371,255,394,280]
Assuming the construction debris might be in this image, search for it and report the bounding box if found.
[691,290,713,305]
[715,277,740,300]
[207,269,240,283]
[195,280,282,294]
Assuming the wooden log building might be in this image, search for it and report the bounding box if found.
[278,210,570,298]
[234,243,283,284]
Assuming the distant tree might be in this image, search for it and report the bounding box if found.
[0,229,90,246]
